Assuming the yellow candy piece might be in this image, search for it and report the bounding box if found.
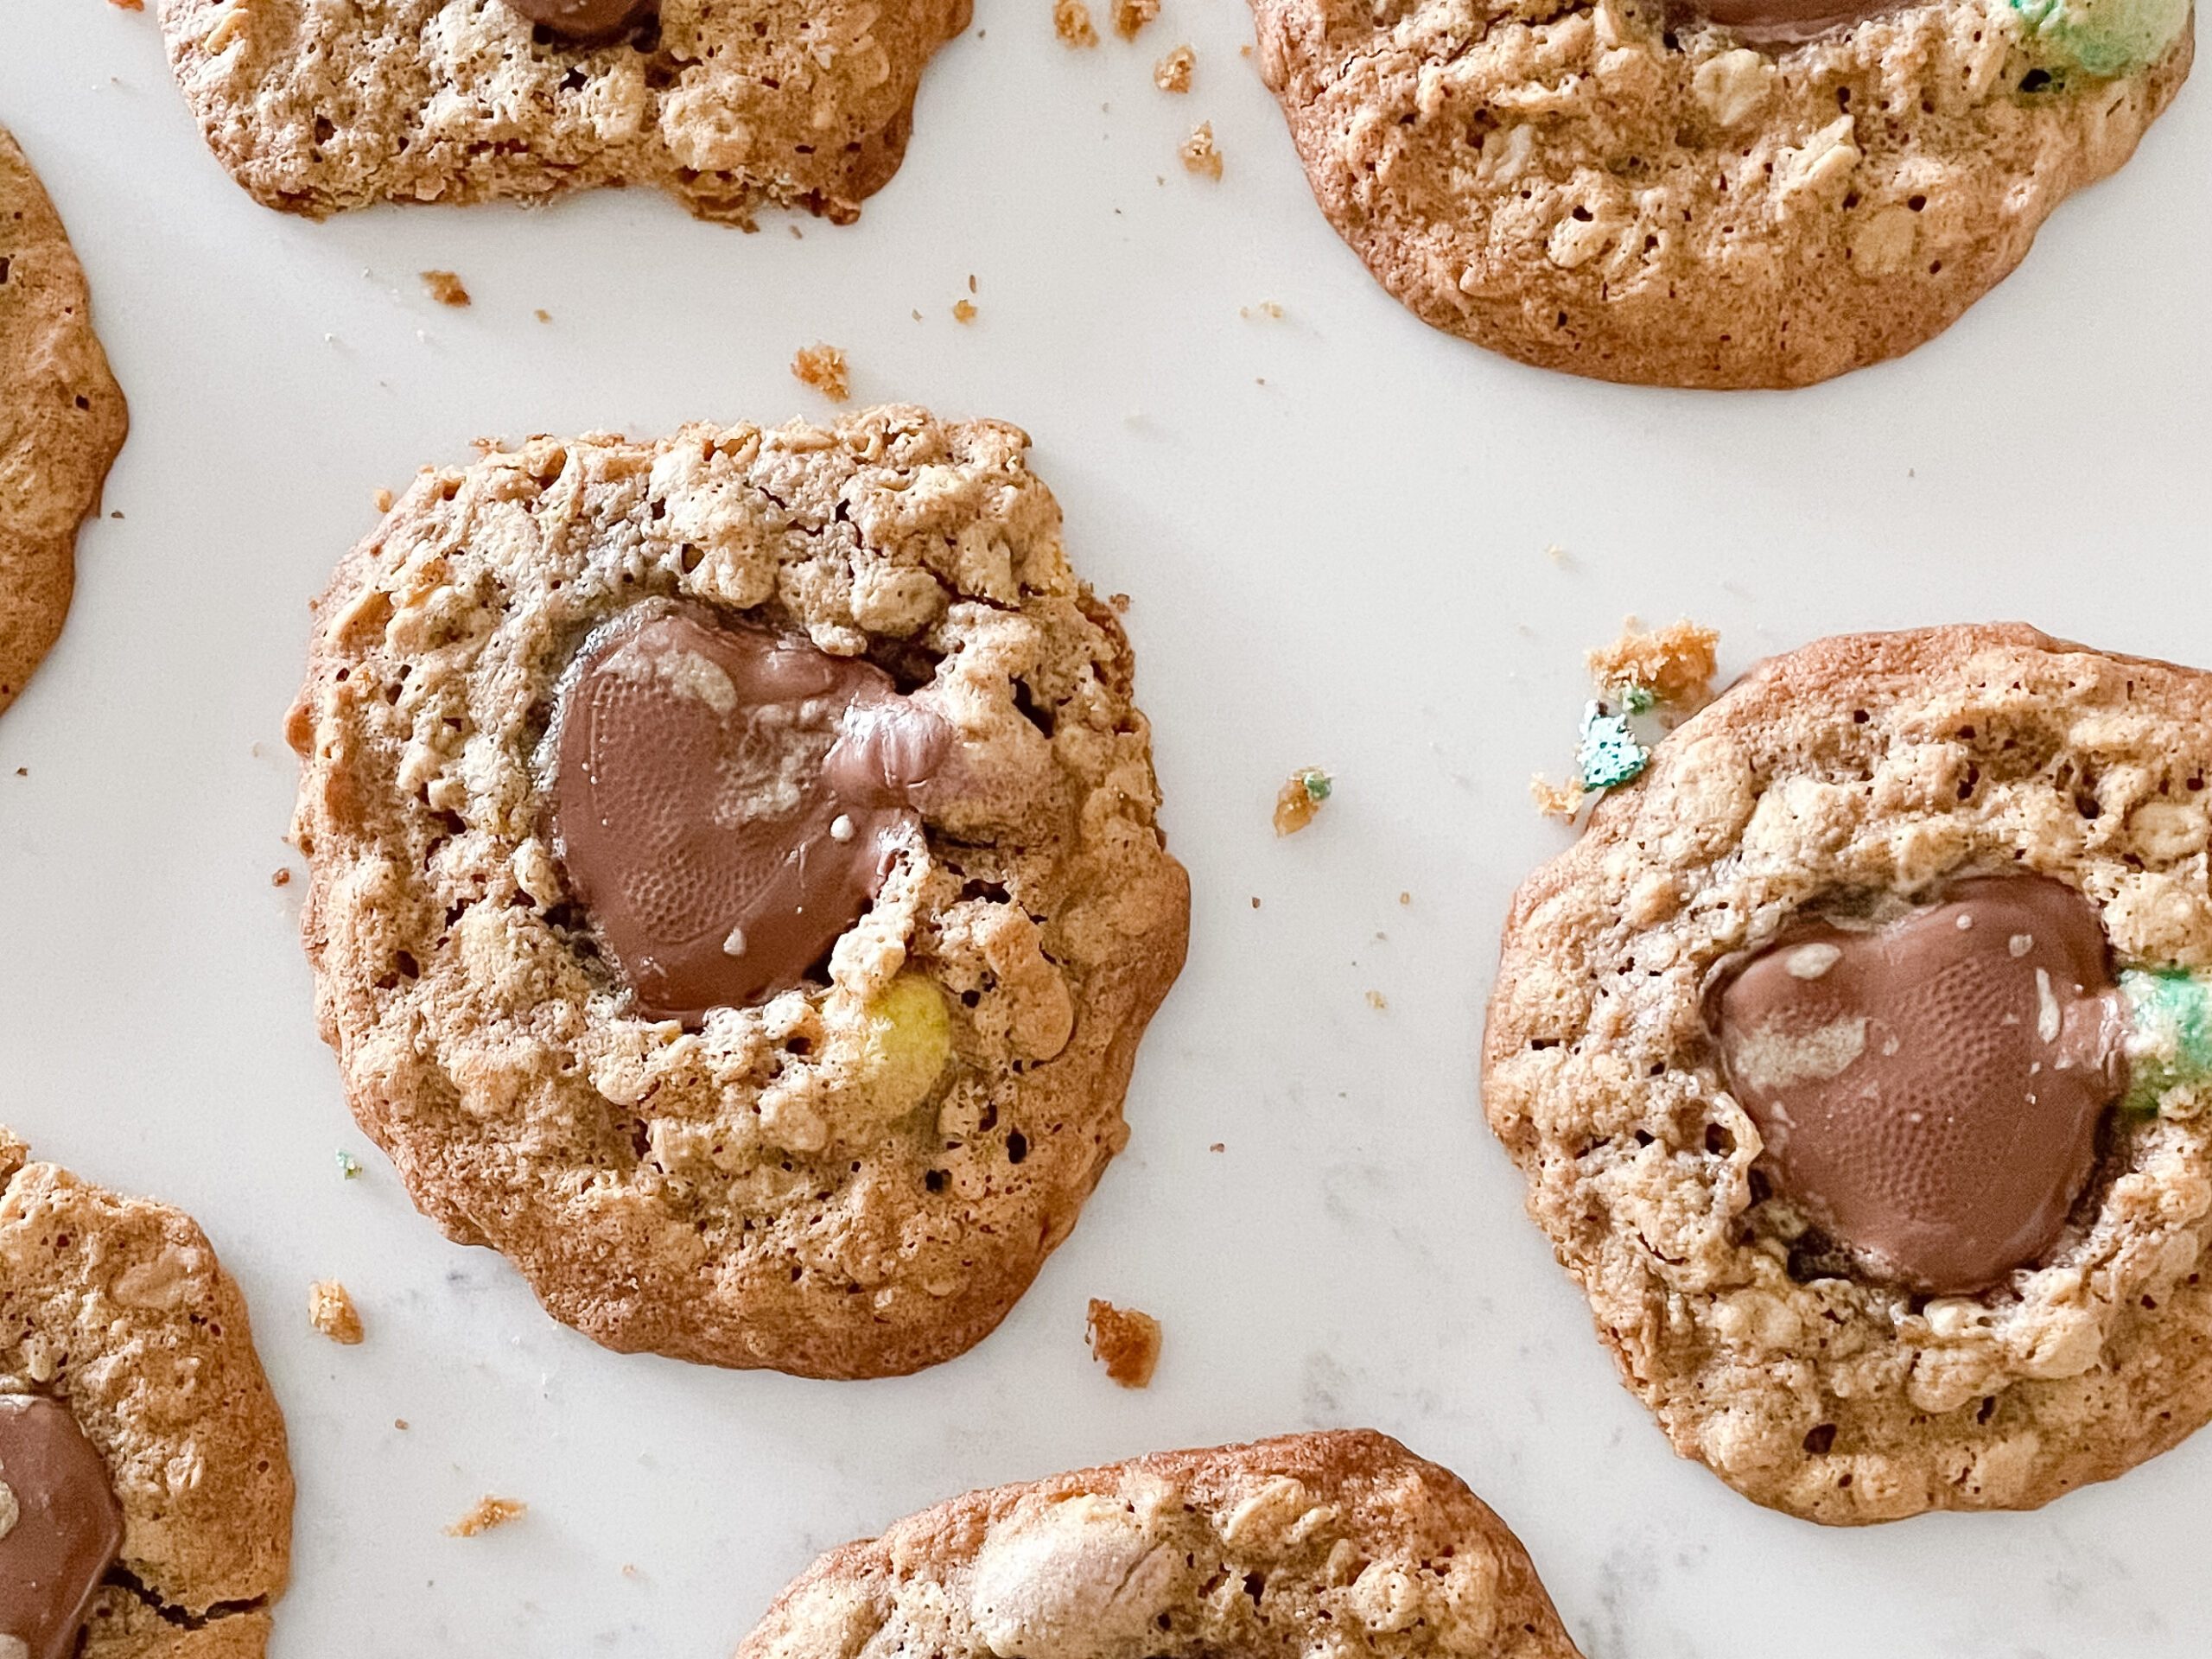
[850,972,952,1118]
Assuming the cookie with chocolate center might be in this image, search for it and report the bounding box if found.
[0,127,127,716]
[1249,0,2192,386]
[736,1431,1582,1659]
[0,1129,292,1656]
[1485,624,2212,1520]
[157,0,969,225]
[285,405,1190,1377]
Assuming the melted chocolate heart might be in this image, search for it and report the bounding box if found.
[501,0,658,44]
[1718,876,2127,1294]
[0,1395,126,1659]
[548,605,952,1024]
[1667,0,1897,46]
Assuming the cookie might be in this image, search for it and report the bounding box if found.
[0,127,127,715]
[0,1128,292,1656]
[1484,624,2212,1522]
[285,405,1191,1377]
[1250,0,2193,386]
[158,0,970,226]
[735,1430,1582,1659]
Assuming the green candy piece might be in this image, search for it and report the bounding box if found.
[2010,0,2188,78]
[2120,967,2212,1115]
[1615,684,1657,716]
[1575,701,1648,791]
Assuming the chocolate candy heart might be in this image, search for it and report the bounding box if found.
[549,605,952,1025]
[1667,0,1897,47]
[500,0,658,44]
[1718,875,2127,1294]
[0,1395,126,1659]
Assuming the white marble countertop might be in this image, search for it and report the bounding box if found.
[3,3,2209,1654]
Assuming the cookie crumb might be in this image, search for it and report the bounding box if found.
[1366,990,1388,1010]
[373,488,394,512]
[1586,618,1719,711]
[1053,0,1099,46]
[1545,543,1570,565]
[336,1150,361,1179]
[1086,1299,1161,1388]
[1274,766,1331,836]
[1240,299,1283,319]
[1113,0,1158,36]
[952,299,977,322]
[534,308,552,323]
[108,0,146,10]
[1398,891,1411,905]
[420,270,471,308]
[446,1497,525,1537]
[1179,122,1223,180]
[791,343,851,402]
[395,1419,409,1430]
[1154,44,1194,91]
[1529,775,1585,820]
[1209,1141,1225,1152]
[308,1280,365,1345]
[1249,895,1260,908]
[271,868,292,887]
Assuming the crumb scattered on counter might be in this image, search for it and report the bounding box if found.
[791,343,850,402]
[108,0,146,10]
[1179,122,1223,180]
[1209,1141,1225,1153]
[1398,891,1411,905]
[308,1280,365,1345]
[1087,1299,1162,1388]
[1586,618,1719,711]
[1154,43,1194,91]
[1109,592,1131,613]
[395,1419,409,1430]
[534,308,552,322]
[271,868,291,887]
[1053,0,1098,45]
[1545,543,1569,564]
[421,270,471,307]
[1240,300,1283,319]
[447,1497,526,1537]
[373,487,394,512]
[952,299,976,322]
[1274,766,1331,836]
[336,1149,361,1179]
[1113,0,1158,37]
[1365,990,1388,1010]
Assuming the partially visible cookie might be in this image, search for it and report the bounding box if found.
[1485,625,2212,1522]
[736,1430,1582,1659]
[1251,0,2194,386]
[286,406,1190,1377]
[0,127,127,715]
[0,1128,292,1656]
[158,0,970,226]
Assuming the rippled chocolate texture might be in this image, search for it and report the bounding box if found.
[0,1395,126,1659]
[550,606,954,1025]
[1719,876,2127,1295]
[501,0,658,44]
[1669,0,1897,47]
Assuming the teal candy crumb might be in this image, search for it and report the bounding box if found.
[336,1149,362,1179]
[2009,0,2188,77]
[1617,684,1657,716]
[2120,967,2212,1114]
[1576,701,1649,791]
[1302,770,1332,803]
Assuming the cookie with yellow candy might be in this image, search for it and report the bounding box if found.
[735,1431,1583,1659]
[286,406,1190,1376]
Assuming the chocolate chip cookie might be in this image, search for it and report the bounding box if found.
[1485,625,2212,1521]
[1250,0,2193,386]
[0,1128,292,1656]
[0,126,127,716]
[286,406,1191,1377]
[736,1430,1582,1659]
[159,0,969,225]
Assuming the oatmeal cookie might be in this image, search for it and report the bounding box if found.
[0,127,127,715]
[0,1128,292,1657]
[1250,0,2193,386]
[285,405,1190,1377]
[734,1430,1582,1659]
[158,0,970,225]
[1485,625,2212,1521]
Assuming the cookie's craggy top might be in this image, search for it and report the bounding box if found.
[1251,0,2193,386]
[1484,626,2212,1521]
[735,1430,1583,1659]
[0,1130,293,1656]
[0,129,127,715]
[158,0,970,225]
[287,407,1190,1377]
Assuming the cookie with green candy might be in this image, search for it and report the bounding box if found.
[286,407,1190,1377]
[1488,624,2212,1521]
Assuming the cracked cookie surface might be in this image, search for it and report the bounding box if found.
[1485,625,2212,1521]
[1250,0,2193,385]
[286,405,1190,1377]
[735,1430,1582,1659]
[0,127,127,715]
[0,1128,292,1656]
[158,0,970,225]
